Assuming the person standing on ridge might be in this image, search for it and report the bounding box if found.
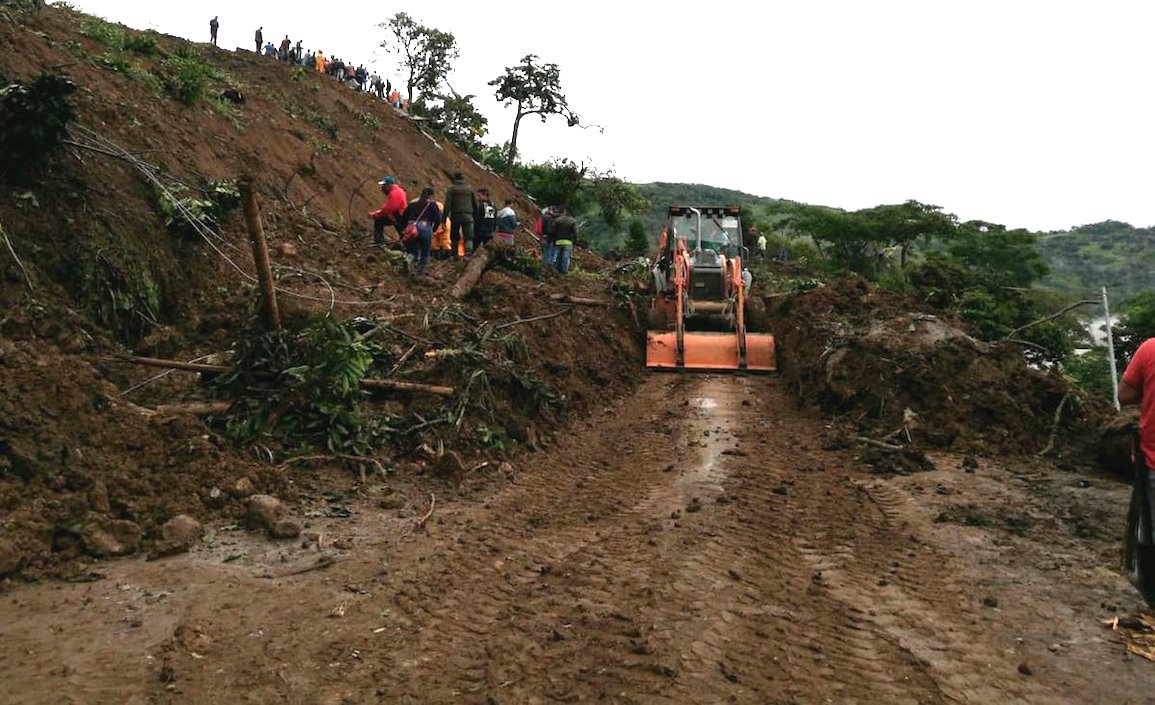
[209,16,219,46]
[472,187,497,253]
[279,35,291,61]
[254,26,263,54]
[444,172,476,261]
[314,50,325,74]
[368,176,408,247]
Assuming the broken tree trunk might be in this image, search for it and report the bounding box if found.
[110,356,456,396]
[450,242,498,301]
[238,176,281,330]
[549,294,611,306]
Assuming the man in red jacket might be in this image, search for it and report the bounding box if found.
[368,176,407,247]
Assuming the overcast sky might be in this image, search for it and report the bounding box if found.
[64,0,1155,231]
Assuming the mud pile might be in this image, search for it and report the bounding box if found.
[0,7,642,580]
[769,277,1110,458]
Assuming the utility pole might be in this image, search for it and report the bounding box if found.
[238,177,281,330]
[1103,286,1120,411]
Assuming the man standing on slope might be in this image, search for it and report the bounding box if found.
[1121,337,1155,602]
[254,27,263,54]
[209,16,219,46]
[550,207,579,275]
[369,176,408,247]
[444,172,476,261]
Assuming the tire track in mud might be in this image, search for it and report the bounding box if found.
[135,373,1085,704]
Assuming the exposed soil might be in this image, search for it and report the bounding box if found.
[769,276,1113,458]
[1,374,1150,704]
[0,6,643,579]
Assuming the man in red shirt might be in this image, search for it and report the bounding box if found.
[1121,337,1155,602]
[369,176,407,247]
[1121,338,1155,469]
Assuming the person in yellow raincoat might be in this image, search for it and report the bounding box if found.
[432,202,451,260]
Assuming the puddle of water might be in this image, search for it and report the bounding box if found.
[692,397,718,409]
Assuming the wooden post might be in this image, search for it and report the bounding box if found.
[238,176,281,330]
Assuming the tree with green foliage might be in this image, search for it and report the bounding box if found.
[379,13,458,106]
[859,200,957,268]
[624,220,649,257]
[426,93,488,158]
[588,171,648,231]
[787,205,883,272]
[1117,292,1155,364]
[516,158,587,211]
[946,221,1049,288]
[489,55,580,180]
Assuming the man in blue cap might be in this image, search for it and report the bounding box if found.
[368,176,408,246]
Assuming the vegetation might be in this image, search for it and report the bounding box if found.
[214,317,388,454]
[0,73,77,179]
[489,54,581,180]
[1039,221,1155,304]
[379,12,458,106]
[155,179,240,238]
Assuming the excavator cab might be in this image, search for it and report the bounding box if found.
[646,206,776,372]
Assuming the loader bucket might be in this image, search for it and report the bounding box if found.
[744,332,777,372]
[681,332,742,371]
[645,330,680,369]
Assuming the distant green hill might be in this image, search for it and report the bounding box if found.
[1038,221,1155,303]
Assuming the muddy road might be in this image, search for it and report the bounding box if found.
[2,375,1153,704]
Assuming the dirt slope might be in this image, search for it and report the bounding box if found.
[0,6,642,579]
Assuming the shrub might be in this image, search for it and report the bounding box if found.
[123,33,158,56]
[0,73,77,178]
[156,179,240,237]
[160,55,206,104]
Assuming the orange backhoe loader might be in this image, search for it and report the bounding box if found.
[646,206,776,372]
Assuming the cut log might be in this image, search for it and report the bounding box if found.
[238,176,281,330]
[549,294,611,306]
[450,242,498,301]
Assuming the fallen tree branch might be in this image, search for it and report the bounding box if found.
[416,492,436,531]
[855,436,904,452]
[1037,393,1073,457]
[109,356,455,396]
[548,294,610,306]
[1005,300,1098,341]
[153,402,231,416]
[494,308,572,331]
[388,342,420,376]
[279,453,386,483]
[0,220,34,292]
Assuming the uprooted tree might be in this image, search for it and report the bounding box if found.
[489,54,581,180]
[379,12,458,106]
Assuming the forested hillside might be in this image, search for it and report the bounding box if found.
[1038,220,1155,303]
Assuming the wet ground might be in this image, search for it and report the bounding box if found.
[1,375,1152,704]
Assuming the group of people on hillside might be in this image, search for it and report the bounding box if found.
[207,17,401,106]
[368,173,575,276]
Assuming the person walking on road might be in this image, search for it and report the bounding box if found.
[209,16,219,46]
[368,176,408,247]
[254,26,263,54]
[444,172,476,261]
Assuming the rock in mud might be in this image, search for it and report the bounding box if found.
[161,515,203,547]
[81,514,142,557]
[247,494,286,531]
[230,477,255,498]
[270,518,302,540]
